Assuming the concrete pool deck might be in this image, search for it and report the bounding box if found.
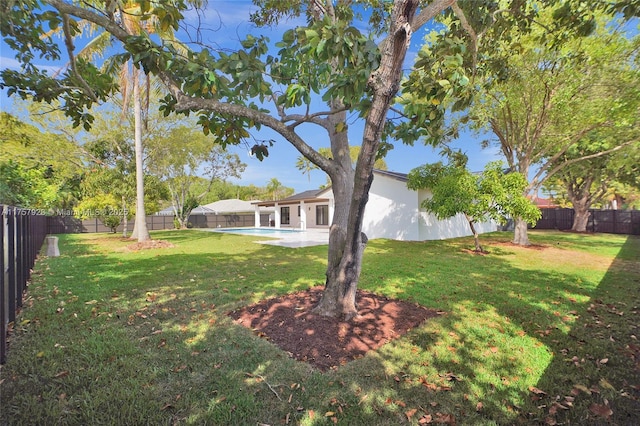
[200,227,330,248]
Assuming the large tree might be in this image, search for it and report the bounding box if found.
[544,134,640,231]
[425,7,640,245]
[0,0,594,318]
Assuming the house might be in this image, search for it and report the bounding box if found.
[157,199,273,216]
[253,189,332,230]
[530,196,557,209]
[156,199,275,228]
[201,199,273,215]
[156,205,215,215]
[253,170,498,241]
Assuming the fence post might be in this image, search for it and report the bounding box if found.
[16,212,25,312]
[1,206,48,364]
[8,208,17,325]
[1,206,8,364]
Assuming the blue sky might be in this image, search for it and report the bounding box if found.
[0,0,499,194]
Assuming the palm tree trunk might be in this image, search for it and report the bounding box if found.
[130,67,151,242]
[121,195,128,237]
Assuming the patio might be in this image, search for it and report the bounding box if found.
[200,227,330,248]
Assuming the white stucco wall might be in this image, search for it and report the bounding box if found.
[361,173,498,241]
[289,202,329,229]
[284,171,497,241]
[417,189,498,240]
[361,174,422,240]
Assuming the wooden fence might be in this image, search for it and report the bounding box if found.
[533,208,640,235]
[47,213,271,234]
[1,206,47,364]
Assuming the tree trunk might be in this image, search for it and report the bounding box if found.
[178,214,189,229]
[121,195,128,237]
[570,196,591,232]
[313,0,419,320]
[513,217,530,246]
[313,103,357,317]
[130,67,151,242]
[466,215,482,252]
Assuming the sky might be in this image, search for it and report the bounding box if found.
[0,0,500,194]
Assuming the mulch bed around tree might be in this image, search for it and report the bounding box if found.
[124,240,175,251]
[228,286,440,371]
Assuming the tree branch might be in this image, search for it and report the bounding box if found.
[61,12,98,102]
[47,0,131,42]
[450,2,478,72]
[538,138,638,189]
[281,107,350,130]
[159,74,337,176]
[45,0,341,179]
[411,0,456,30]
[531,122,609,188]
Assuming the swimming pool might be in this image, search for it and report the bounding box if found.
[215,227,302,236]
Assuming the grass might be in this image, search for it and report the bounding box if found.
[1,230,638,425]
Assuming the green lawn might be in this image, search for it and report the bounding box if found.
[1,230,638,425]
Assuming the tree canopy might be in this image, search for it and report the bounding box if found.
[0,112,84,208]
[407,160,540,251]
[1,0,632,318]
[412,6,640,245]
[147,124,246,228]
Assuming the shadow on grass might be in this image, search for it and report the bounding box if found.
[3,231,638,425]
[337,234,640,424]
[523,235,640,425]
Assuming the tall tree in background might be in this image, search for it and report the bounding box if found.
[113,1,191,242]
[148,125,246,228]
[296,146,388,187]
[81,111,168,235]
[432,8,640,245]
[544,134,640,231]
[0,112,84,208]
[265,178,286,201]
[1,0,615,318]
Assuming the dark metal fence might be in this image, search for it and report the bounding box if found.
[1,206,47,364]
[533,208,640,235]
[47,213,271,234]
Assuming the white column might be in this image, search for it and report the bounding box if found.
[254,205,261,227]
[300,201,307,230]
[274,203,281,228]
[329,198,335,226]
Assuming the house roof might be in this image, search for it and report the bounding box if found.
[253,188,331,207]
[373,169,408,182]
[282,189,329,201]
[530,196,557,209]
[253,170,410,207]
[192,205,216,214]
[202,198,270,213]
[156,206,175,216]
[155,205,215,215]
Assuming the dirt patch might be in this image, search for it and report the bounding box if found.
[229,286,440,371]
[124,240,175,251]
[492,241,548,251]
[461,248,488,255]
